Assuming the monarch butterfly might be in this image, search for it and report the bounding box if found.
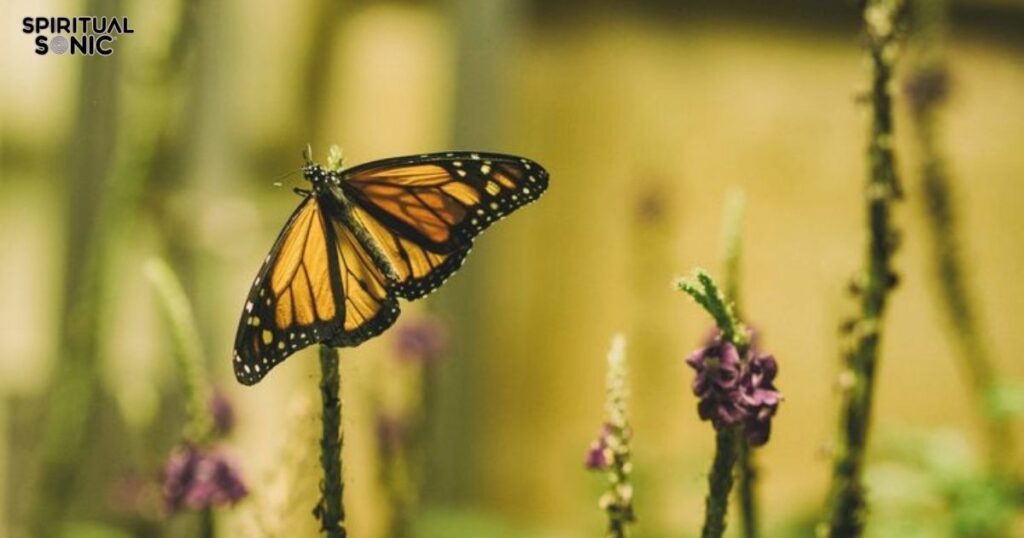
[232,149,549,385]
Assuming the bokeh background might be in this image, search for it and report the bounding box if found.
[2,0,1023,536]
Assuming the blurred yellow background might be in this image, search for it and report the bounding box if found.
[2,1,1022,536]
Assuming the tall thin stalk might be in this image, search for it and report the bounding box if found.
[703,428,740,538]
[299,0,350,146]
[144,258,213,443]
[315,345,347,538]
[735,437,757,538]
[905,0,1014,473]
[825,0,906,535]
[30,0,202,529]
[313,148,349,538]
[427,0,522,501]
[200,505,216,538]
[147,257,249,536]
[598,335,636,537]
[28,0,122,533]
[719,191,759,538]
[377,317,449,538]
[678,271,752,538]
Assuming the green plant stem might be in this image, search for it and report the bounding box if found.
[377,373,425,538]
[678,272,750,538]
[702,428,740,538]
[825,1,905,536]
[605,427,635,538]
[720,190,745,308]
[316,345,347,538]
[919,107,1012,474]
[200,506,215,538]
[300,0,348,145]
[379,438,416,538]
[145,258,213,443]
[602,335,636,537]
[28,1,122,533]
[719,190,759,538]
[147,258,219,536]
[736,441,758,538]
[906,0,1013,473]
[27,0,200,531]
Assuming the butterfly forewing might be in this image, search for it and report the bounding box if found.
[233,194,405,384]
[340,152,549,298]
[233,197,344,385]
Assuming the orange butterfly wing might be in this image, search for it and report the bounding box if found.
[232,195,398,385]
[340,152,549,298]
[233,152,548,384]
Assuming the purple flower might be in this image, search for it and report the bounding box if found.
[739,353,781,446]
[208,389,236,437]
[686,340,747,428]
[686,335,782,445]
[393,316,449,365]
[162,444,248,513]
[584,424,612,471]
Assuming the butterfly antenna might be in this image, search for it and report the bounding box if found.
[271,166,303,187]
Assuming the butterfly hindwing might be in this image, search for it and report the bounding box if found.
[340,152,549,299]
[322,197,401,346]
[350,205,469,299]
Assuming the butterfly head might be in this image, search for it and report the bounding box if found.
[303,163,329,188]
[300,144,346,193]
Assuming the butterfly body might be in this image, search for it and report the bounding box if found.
[233,151,548,385]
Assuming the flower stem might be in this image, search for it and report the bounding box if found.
[736,440,759,538]
[316,344,347,538]
[720,190,745,308]
[678,271,750,538]
[28,1,122,533]
[602,335,636,537]
[702,427,740,538]
[200,506,216,538]
[31,0,202,529]
[719,190,759,538]
[145,258,213,443]
[905,0,1014,473]
[825,1,906,535]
